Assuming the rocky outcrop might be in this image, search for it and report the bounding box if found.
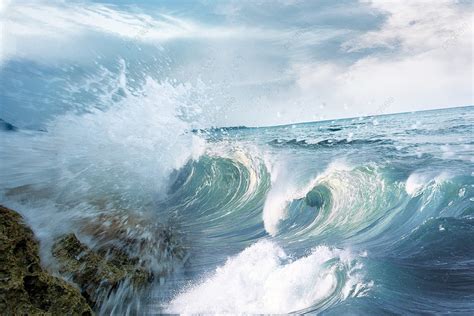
[0,205,92,315]
[52,233,151,308]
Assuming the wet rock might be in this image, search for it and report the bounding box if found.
[80,212,188,277]
[52,233,151,308]
[0,205,92,315]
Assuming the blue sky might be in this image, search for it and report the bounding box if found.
[1,0,473,127]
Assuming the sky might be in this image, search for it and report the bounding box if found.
[0,0,473,127]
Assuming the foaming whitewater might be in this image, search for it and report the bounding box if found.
[166,240,369,314]
[1,41,474,314]
[405,172,452,197]
[0,75,206,217]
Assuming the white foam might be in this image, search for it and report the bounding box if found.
[405,171,451,197]
[1,72,206,204]
[405,173,429,196]
[261,160,298,236]
[166,240,368,314]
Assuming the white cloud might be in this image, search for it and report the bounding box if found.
[344,0,472,53]
[283,0,473,121]
[0,1,275,64]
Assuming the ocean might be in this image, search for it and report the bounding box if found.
[1,99,473,313]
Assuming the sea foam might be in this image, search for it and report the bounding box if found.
[166,240,368,314]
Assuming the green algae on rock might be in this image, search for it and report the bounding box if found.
[0,205,92,315]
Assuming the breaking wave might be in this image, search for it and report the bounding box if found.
[1,31,472,313]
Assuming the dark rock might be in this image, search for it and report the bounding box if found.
[79,212,187,277]
[52,233,151,308]
[0,205,93,315]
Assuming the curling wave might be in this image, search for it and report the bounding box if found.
[1,52,473,314]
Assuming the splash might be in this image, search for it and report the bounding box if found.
[166,240,369,314]
[0,66,208,311]
[1,70,206,206]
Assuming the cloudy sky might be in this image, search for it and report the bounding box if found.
[1,0,473,127]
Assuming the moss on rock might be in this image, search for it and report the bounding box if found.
[0,205,93,315]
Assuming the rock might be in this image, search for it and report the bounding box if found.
[79,212,188,278]
[0,205,93,315]
[52,233,151,308]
